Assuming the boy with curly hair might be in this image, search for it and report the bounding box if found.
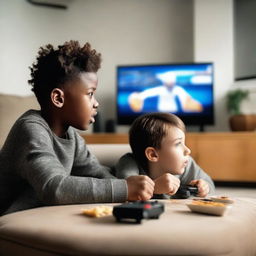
[115,112,215,198]
[0,41,154,215]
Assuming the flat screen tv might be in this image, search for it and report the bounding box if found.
[116,63,214,130]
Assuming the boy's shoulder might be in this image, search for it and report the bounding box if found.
[118,152,145,172]
[15,110,47,128]
[16,110,77,137]
[18,109,42,120]
[119,152,135,161]
[9,109,79,143]
[7,109,62,141]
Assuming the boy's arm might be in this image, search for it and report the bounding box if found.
[114,153,141,178]
[179,156,215,194]
[72,132,116,179]
[18,123,127,204]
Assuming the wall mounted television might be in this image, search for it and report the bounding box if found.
[116,62,214,131]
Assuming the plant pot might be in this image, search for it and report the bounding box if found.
[229,114,256,131]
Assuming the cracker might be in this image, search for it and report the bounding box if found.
[82,206,113,217]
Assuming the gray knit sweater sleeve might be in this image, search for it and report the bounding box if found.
[0,110,127,215]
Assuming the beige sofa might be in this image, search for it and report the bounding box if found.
[1,94,256,256]
[0,93,39,147]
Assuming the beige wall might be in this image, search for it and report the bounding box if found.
[194,0,234,131]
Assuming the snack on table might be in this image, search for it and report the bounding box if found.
[210,196,234,204]
[192,200,225,207]
[187,199,232,216]
[82,206,113,218]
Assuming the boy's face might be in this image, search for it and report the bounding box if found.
[62,72,99,131]
[149,126,191,178]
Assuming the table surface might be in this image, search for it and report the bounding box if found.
[1,198,256,256]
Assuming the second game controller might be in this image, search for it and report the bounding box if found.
[173,185,198,199]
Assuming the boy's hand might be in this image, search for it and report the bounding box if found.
[154,173,180,195]
[126,175,155,201]
[189,179,210,197]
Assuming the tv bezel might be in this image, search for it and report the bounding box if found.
[116,62,215,128]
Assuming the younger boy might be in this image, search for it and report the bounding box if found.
[115,112,215,198]
[0,41,154,215]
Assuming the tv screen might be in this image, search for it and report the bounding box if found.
[116,63,214,128]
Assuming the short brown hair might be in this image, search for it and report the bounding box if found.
[129,112,185,170]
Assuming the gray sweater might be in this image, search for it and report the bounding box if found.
[114,153,215,198]
[0,110,127,215]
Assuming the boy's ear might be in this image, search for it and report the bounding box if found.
[51,88,64,108]
[145,147,159,162]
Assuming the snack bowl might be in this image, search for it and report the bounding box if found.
[210,196,234,204]
[186,200,232,216]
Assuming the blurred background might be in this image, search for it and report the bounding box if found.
[1,0,256,133]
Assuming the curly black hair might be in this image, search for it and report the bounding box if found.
[28,40,102,106]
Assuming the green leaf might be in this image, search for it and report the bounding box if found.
[226,89,249,115]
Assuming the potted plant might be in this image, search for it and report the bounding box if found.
[226,88,256,131]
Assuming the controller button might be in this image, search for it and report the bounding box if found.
[144,204,152,209]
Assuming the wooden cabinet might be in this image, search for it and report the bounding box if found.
[81,132,256,182]
[185,132,256,182]
[82,133,129,144]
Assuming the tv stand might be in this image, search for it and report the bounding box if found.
[199,124,205,132]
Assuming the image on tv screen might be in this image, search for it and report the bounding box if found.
[116,63,214,126]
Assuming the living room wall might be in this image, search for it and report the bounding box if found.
[0,0,195,132]
[0,0,254,133]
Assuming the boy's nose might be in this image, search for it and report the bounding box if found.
[185,145,191,155]
[94,99,99,108]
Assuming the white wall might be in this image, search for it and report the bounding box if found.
[194,0,234,131]
[0,0,193,131]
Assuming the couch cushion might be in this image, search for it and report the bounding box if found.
[87,144,131,166]
[1,198,256,256]
[0,94,39,146]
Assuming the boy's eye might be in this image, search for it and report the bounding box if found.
[88,92,94,97]
[175,141,182,147]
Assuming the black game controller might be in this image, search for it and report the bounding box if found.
[113,200,164,224]
[173,185,198,199]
